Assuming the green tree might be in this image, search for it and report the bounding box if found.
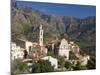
[73,61,87,70]
[64,61,72,70]
[86,56,96,69]
[32,60,54,73]
[57,56,65,69]
[11,59,29,75]
[69,51,78,60]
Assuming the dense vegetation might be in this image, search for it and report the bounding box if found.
[32,60,54,73]
[11,59,29,75]
[11,56,95,75]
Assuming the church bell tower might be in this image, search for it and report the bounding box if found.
[39,24,43,47]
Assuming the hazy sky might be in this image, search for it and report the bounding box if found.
[16,1,96,18]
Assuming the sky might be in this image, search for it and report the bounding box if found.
[15,1,96,19]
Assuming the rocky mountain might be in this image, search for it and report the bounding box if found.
[11,6,96,56]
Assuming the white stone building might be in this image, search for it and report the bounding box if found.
[25,41,33,53]
[79,55,90,66]
[16,39,33,54]
[59,39,70,60]
[42,56,58,69]
[11,42,24,60]
[42,47,48,55]
[69,41,80,54]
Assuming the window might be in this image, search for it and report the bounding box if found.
[41,38,43,41]
[14,56,15,60]
[64,45,66,48]
[29,46,32,52]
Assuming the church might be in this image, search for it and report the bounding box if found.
[59,39,70,60]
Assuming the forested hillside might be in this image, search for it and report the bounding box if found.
[11,6,96,56]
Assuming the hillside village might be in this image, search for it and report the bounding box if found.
[11,24,90,73]
[11,1,96,74]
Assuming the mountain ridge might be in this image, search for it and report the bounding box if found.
[11,6,96,56]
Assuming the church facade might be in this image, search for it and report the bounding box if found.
[59,39,70,60]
